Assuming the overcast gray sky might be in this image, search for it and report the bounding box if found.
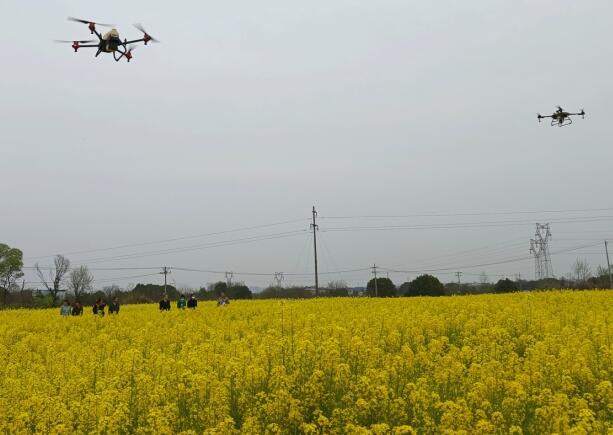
[2,0,612,290]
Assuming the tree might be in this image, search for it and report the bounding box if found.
[35,255,70,306]
[0,243,24,305]
[68,265,94,300]
[212,281,228,295]
[493,278,518,293]
[229,284,253,300]
[366,277,396,297]
[404,274,444,297]
[326,280,349,297]
[103,284,121,300]
[572,258,592,287]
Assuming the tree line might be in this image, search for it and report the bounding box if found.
[1,242,610,307]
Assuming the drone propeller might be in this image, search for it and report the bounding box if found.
[54,39,96,44]
[133,23,159,44]
[125,44,138,62]
[68,17,114,27]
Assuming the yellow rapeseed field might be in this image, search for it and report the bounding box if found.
[0,291,611,434]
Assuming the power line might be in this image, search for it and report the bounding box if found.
[64,230,309,265]
[24,218,309,260]
[320,207,613,220]
[320,215,613,233]
[27,272,160,286]
[379,242,601,274]
[23,266,161,271]
[172,266,371,277]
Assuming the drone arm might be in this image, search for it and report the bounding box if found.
[92,28,103,41]
[76,44,99,48]
[122,38,147,45]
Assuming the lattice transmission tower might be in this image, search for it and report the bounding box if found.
[529,223,553,279]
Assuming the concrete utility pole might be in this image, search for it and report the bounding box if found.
[455,271,462,293]
[372,264,379,297]
[311,206,319,296]
[160,267,171,296]
[605,240,612,289]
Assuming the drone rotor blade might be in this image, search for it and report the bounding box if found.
[54,39,96,43]
[68,17,114,27]
[133,23,160,42]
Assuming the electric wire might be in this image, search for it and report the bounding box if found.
[320,207,613,220]
[320,215,613,233]
[379,242,601,274]
[24,218,309,260]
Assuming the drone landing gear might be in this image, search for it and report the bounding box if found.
[113,49,132,62]
[553,118,572,127]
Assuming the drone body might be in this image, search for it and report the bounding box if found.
[537,106,585,127]
[55,17,158,62]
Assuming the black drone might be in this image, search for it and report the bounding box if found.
[55,17,159,62]
[537,106,585,127]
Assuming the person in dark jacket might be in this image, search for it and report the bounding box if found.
[187,295,197,309]
[109,297,120,314]
[93,299,106,316]
[159,295,171,311]
[72,300,83,316]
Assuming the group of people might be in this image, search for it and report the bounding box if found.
[60,293,230,316]
[158,293,230,311]
[59,297,120,317]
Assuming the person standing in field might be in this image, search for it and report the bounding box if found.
[187,294,197,309]
[177,294,187,310]
[72,300,83,316]
[159,295,171,311]
[217,292,230,307]
[60,299,72,316]
[109,297,120,315]
[93,299,106,316]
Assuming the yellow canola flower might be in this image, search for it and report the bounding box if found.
[0,290,610,433]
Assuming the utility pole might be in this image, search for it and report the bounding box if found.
[160,267,171,296]
[372,264,379,297]
[605,240,612,289]
[455,271,462,294]
[311,206,319,296]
